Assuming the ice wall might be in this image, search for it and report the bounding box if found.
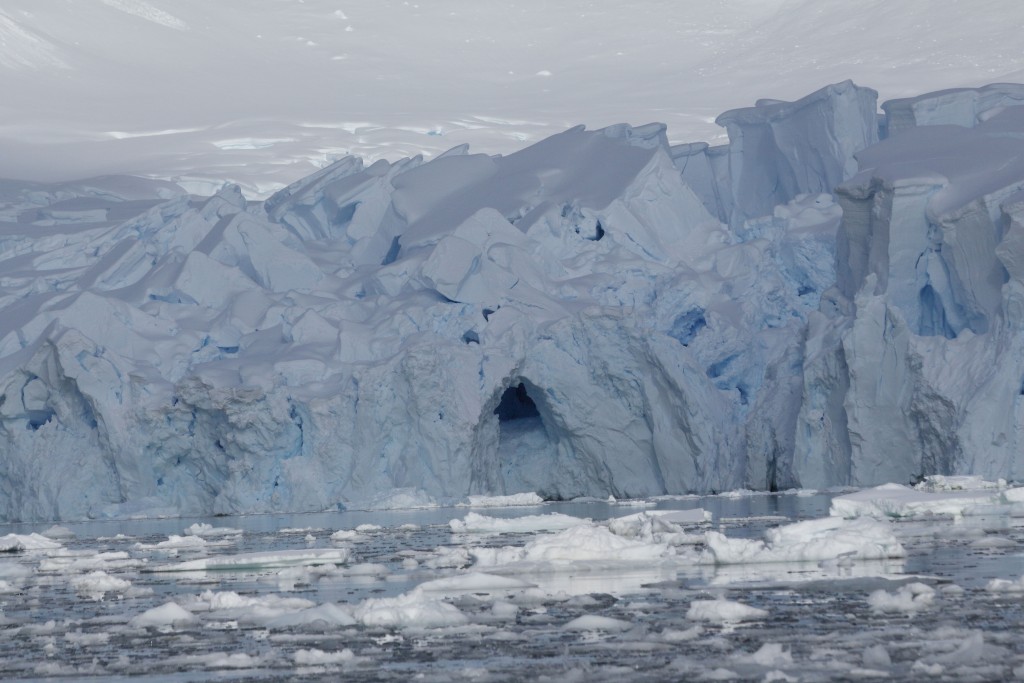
[715,80,878,230]
[882,83,1024,137]
[1,82,1023,521]
[797,88,1024,488]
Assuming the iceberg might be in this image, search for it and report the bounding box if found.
[0,82,1023,521]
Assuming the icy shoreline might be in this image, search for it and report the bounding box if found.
[2,82,1024,521]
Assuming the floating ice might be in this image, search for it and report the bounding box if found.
[704,517,905,565]
[469,525,672,569]
[606,509,710,545]
[148,548,352,572]
[293,648,357,666]
[830,483,1022,519]
[449,511,592,534]
[686,599,767,624]
[461,493,545,508]
[70,570,131,600]
[354,588,469,629]
[0,533,62,552]
[563,614,633,632]
[129,601,197,628]
[184,522,243,537]
[985,576,1024,593]
[867,582,936,614]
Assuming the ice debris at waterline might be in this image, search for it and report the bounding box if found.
[2,82,1024,521]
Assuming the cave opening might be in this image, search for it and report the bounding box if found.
[494,382,540,422]
[492,381,557,496]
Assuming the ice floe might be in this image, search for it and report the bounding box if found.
[704,517,905,565]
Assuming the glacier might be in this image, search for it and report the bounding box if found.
[1,81,1023,521]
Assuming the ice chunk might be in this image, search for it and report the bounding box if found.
[461,492,545,507]
[563,615,633,632]
[449,511,592,534]
[470,525,672,568]
[148,548,351,572]
[129,601,197,628]
[70,570,131,600]
[686,599,767,623]
[0,533,62,552]
[985,576,1024,593]
[293,648,357,666]
[354,588,468,629]
[184,522,243,537]
[704,516,905,564]
[867,582,935,614]
[830,483,1018,519]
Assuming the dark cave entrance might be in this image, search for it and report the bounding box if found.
[491,381,558,495]
[493,382,540,422]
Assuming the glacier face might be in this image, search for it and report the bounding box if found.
[0,81,1022,521]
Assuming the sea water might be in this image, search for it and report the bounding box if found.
[1,492,1022,681]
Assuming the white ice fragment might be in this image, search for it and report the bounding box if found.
[563,614,633,632]
[294,647,356,665]
[914,475,1005,492]
[70,571,131,601]
[867,582,935,614]
[416,572,535,596]
[831,483,1016,519]
[185,523,243,537]
[129,601,197,628]
[462,493,545,508]
[265,603,357,628]
[736,643,793,667]
[136,534,208,550]
[354,588,468,629]
[449,511,591,534]
[985,576,1024,593]
[148,547,351,572]
[705,516,905,564]
[470,525,671,568]
[686,599,767,623]
[0,533,62,552]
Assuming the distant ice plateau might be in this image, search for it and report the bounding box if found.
[2,81,1024,522]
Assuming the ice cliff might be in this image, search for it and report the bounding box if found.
[1,80,1023,521]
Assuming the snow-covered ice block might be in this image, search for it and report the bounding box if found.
[686,599,767,624]
[470,524,672,568]
[460,492,545,508]
[449,511,591,534]
[704,516,905,564]
[830,483,1020,519]
[0,533,62,552]
[882,83,1024,136]
[148,548,352,572]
